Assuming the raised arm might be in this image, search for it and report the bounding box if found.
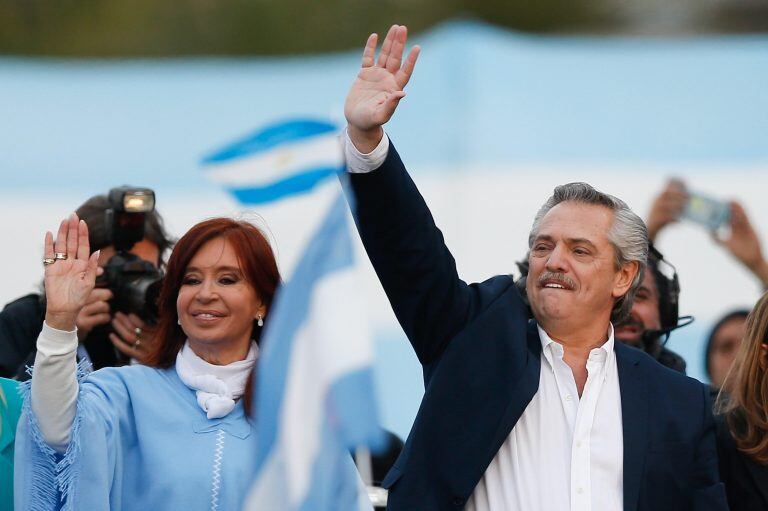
[345,27,499,365]
[713,201,768,289]
[32,213,99,451]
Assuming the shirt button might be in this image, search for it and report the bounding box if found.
[565,395,573,401]
[452,497,465,506]
[576,487,584,494]
[576,441,582,448]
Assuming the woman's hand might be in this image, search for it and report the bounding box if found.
[43,213,100,331]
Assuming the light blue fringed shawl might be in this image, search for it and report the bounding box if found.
[14,363,256,511]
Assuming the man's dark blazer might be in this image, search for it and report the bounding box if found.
[715,414,768,510]
[349,142,728,511]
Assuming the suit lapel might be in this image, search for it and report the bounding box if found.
[476,321,542,489]
[616,343,648,511]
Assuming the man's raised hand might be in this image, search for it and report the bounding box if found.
[344,24,420,152]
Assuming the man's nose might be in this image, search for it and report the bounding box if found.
[545,244,569,273]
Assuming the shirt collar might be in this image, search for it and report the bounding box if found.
[538,323,616,366]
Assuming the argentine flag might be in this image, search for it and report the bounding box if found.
[244,191,383,510]
[202,119,341,205]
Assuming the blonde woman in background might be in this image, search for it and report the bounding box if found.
[0,377,23,511]
[715,291,768,510]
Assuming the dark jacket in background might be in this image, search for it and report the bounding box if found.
[715,414,768,510]
[0,293,121,380]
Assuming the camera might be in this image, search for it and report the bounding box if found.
[97,186,163,324]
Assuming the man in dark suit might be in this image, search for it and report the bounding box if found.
[342,25,728,510]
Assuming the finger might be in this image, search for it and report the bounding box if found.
[80,313,111,330]
[730,202,747,224]
[361,33,377,68]
[82,299,110,315]
[110,333,143,360]
[386,25,407,73]
[87,288,113,304]
[127,313,146,328]
[86,250,100,285]
[396,45,420,88]
[377,24,398,67]
[76,219,90,261]
[112,313,136,341]
[44,231,54,260]
[387,91,407,106]
[66,213,79,258]
[54,218,68,256]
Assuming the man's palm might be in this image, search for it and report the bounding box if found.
[344,26,420,135]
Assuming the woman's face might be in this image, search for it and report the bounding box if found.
[177,237,264,362]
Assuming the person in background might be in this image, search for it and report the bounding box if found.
[0,377,22,511]
[714,291,768,510]
[15,214,280,510]
[613,245,688,372]
[0,191,172,379]
[706,309,750,391]
[646,178,767,386]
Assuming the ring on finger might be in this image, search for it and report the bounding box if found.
[133,339,142,349]
[134,327,143,340]
[43,257,56,266]
[54,252,68,261]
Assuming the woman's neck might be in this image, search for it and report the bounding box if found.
[187,339,251,366]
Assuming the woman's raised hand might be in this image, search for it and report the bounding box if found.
[344,24,420,152]
[43,213,100,331]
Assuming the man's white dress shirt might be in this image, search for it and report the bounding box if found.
[345,130,624,511]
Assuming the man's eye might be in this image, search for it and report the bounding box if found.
[574,248,589,255]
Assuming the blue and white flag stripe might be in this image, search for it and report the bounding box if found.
[202,119,343,205]
[245,192,381,510]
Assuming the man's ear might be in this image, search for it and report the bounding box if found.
[612,260,639,299]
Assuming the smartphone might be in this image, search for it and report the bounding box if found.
[681,191,730,230]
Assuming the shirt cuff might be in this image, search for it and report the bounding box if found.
[37,321,78,357]
[344,128,390,174]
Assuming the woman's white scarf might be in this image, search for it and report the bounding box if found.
[175,341,258,419]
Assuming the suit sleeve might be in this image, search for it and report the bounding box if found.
[349,142,476,365]
[690,384,729,510]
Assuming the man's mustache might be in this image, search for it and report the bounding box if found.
[537,272,577,290]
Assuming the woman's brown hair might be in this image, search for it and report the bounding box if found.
[718,290,768,465]
[144,217,281,415]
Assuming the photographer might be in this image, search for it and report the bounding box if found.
[614,245,689,373]
[0,188,172,379]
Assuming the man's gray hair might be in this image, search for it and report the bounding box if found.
[528,182,648,323]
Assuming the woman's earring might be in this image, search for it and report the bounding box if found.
[257,314,264,327]
[177,318,181,325]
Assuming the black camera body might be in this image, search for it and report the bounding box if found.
[96,186,163,324]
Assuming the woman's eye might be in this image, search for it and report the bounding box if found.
[219,276,237,285]
[182,277,200,285]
